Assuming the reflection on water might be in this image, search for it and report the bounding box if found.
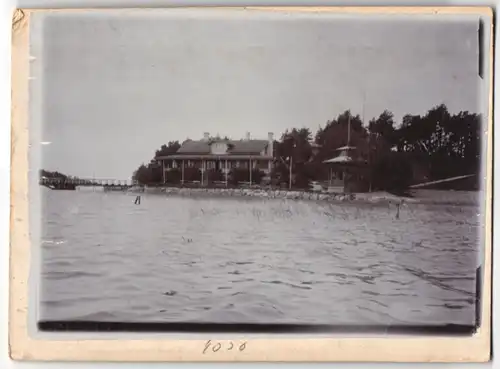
[39,189,480,325]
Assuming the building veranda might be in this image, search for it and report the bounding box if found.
[155,132,274,187]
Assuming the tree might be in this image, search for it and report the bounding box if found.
[132,164,153,185]
[444,111,481,177]
[131,141,182,185]
[394,104,481,184]
[155,141,181,158]
[397,104,451,157]
[315,111,369,163]
[40,169,68,179]
[310,111,371,187]
[272,128,315,188]
[371,151,413,195]
[229,168,265,185]
[367,110,397,190]
[368,110,396,145]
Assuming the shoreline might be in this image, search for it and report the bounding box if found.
[121,186,480,207]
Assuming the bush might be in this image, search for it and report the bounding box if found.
[165,168,181,184]
[206,169,224,183]
[229,168,265,185]
[183,167,202,182]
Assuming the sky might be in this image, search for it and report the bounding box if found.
[33,9,483,180]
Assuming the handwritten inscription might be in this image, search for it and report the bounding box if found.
[203,340,247,354]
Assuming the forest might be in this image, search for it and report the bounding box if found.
[132,104,482,192]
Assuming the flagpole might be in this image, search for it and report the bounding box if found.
[289,141,296,190]
[362,90,373,192]
[347,113,351,146]
[362,90,366,127]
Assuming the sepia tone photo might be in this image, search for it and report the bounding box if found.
[9,6,493,362]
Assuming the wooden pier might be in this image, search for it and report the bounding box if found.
[40,177,134,190]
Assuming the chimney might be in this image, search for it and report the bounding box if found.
[268,132,274,157]
[245,132,251,141]
[203,132,210,141]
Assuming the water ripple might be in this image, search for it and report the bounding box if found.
[40,191,480,325]
[43,270,102,281]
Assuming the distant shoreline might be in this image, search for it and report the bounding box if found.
[120,186,480,207]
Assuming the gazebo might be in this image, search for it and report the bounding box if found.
[322,115,369,193]
[323,145,368,193]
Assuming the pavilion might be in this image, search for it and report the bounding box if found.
[322,116,369,193]
[155,132,274,186]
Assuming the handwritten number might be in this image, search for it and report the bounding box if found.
[203,340,247,353]
[212,343,221,352]
[203,340,211,354]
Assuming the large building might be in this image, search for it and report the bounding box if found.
[156,132,274,186]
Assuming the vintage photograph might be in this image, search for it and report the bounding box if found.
[29,8,489,334]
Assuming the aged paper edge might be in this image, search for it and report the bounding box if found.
[9,6,493,362]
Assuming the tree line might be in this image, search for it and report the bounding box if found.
[132,104,481,192]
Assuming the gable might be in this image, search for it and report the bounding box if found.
[210,142,229,155]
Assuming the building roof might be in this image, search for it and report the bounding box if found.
[335,145,357,151]
[172,139,269,156]
[323,156,355,164]
[157,154,273,160]
[323,153,368,166]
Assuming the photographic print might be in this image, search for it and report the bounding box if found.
[10,7,492,362]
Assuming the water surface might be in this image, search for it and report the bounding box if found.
[39,189,480,326]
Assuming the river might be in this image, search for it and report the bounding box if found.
[38,189,480,326]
